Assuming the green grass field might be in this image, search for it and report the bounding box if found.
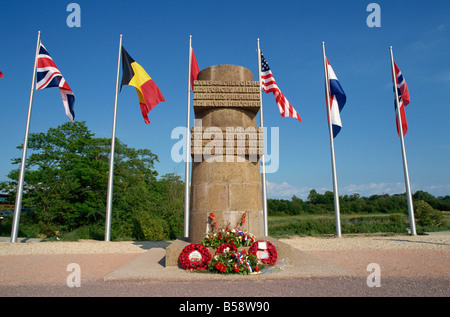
[268,212,450,238]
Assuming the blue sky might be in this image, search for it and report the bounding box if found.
[0,0,449,199]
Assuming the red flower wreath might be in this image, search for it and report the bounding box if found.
[179,243,212,270]
[248,240,278,265]
[215,242,237,255]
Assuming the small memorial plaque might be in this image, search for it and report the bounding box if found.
[188,250,203,263]
[256,250,269,260]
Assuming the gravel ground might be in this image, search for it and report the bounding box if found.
[0,239,168,255]
[279,233,450,250]
[1,233,448,255]
[279,234,450,279]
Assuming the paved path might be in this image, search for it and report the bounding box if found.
[0,234,448,300]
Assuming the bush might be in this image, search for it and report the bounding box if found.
[133,211,169,241]
[414,200,444,227]
[60,224,104,241]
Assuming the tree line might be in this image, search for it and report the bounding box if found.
[268,189,450,216]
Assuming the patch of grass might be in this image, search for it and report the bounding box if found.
[268,213,439,238]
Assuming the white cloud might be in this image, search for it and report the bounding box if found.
[266,181,310,199]
[423,185,450,197]
[343,182,405,196]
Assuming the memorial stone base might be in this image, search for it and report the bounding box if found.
[165,236,292,268]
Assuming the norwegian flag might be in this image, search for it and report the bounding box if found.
[260,52,301,122]
[36,42,75,122]
[393,62,410,136]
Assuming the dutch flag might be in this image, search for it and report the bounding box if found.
[326,58,346,138]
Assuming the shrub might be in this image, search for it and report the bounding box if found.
[414,200,444,227]
[133,211,169,241]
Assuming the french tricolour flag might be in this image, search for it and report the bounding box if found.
[326,58,346,138]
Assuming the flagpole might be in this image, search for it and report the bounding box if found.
[105,34,123,242]
[389,46,417,236]
[322,42,342,238]
[184,35,193,238]
[257,38,269,237]
[10,31,41,243]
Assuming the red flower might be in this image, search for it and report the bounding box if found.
[234,264,240,273]
[216,243,237,255]
[209,213,218,231]
[240,211,247,225]
[215,262,227,273]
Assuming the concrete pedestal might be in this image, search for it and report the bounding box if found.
[165,237,292,268]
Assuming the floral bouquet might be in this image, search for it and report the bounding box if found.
[201,212,255,248]
[209,248,259,274]
[201,228,255,249]
[179,212,277,274]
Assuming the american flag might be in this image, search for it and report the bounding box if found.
[36,42,75,122]
[393,62,410,136]
[260,52,301,122]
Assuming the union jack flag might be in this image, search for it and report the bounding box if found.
[36,42,75,122]
[393,62,410,136]
[260,52,301,122]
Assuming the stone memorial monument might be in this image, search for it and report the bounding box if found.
[188,64,265,243]
[165,64,291,267]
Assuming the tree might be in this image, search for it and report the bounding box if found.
[1,121,167,239]
[307,189,320,204]
[3,122,110,232]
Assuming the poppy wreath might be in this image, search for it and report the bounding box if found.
[179,243,212,270]
[248,240,278,265]
[215,242,237,255]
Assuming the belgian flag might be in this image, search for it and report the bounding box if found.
[120,46,165,124]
